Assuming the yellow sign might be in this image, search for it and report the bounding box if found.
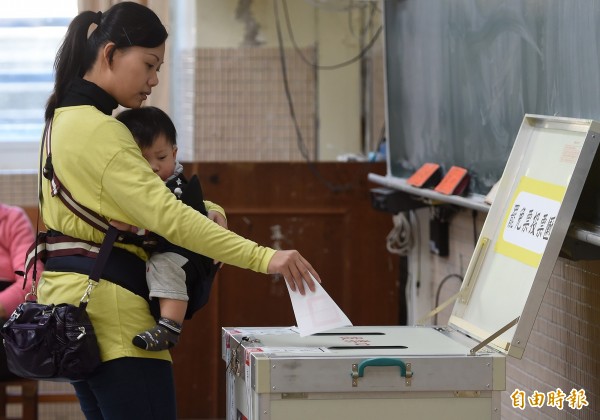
[495,177,566,267]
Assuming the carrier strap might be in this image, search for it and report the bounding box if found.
[43,120,110,233]
[24,232,103,276]
[23,120,114,289]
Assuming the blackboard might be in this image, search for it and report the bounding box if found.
[384,0,600,197]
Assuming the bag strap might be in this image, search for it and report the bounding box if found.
[25,123,50,296]
[79,225,119,306]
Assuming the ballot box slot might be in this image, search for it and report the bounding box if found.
[314,332,385,336]
[329,345,408,350]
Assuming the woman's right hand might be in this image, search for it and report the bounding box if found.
[267,250,321,295]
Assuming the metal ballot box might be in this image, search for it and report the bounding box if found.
[222,115,600,420]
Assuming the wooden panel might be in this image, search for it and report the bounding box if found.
[172,162,400,419]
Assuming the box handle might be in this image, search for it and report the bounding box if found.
[351,358,413,387]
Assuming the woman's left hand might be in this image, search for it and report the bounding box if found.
[109,219,137,233]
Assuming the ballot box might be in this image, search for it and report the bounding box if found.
[222,115,600,420]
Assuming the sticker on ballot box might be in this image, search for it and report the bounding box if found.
[496,176,566,267]
[244,348,264,366]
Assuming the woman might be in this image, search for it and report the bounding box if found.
[38,3,320,419]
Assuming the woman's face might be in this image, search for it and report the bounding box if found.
[105,43,165,109]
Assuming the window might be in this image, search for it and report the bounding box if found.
[0,0,77,172]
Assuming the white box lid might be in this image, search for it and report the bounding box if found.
[448,114,600,359]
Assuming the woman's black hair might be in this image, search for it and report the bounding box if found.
[116,106,177,149]
[45,2,168,121]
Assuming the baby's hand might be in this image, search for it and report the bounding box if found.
[207,210,227,267]
[207,210,228,229]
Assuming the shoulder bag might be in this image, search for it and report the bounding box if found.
[0,227,117,381]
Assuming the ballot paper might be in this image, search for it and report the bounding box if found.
[285,274,352,337]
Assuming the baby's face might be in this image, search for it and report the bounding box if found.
[141,133,177,181]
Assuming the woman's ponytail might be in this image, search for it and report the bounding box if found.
[45,11,98,122]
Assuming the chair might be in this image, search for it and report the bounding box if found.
[0,378,38,420]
